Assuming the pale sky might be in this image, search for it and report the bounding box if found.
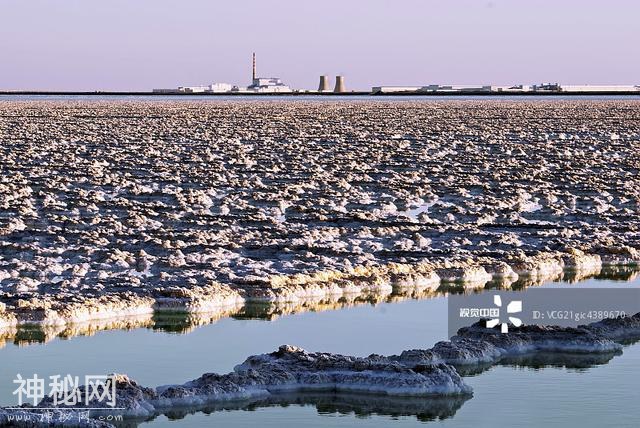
[1,0,638,91]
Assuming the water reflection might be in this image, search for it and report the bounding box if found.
[455,351,623,377]
[103,341,637,428]
[592,266,640,282]
[1,266,637,347]
[483,265,638,290]
[117,393,471,427]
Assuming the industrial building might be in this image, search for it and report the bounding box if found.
[373,84,528,94]
[244,53,291,93]
[152,83,233,94]
[178,85,208,93]
[208,83,233,93]
[244,77,291,93]
[153,58,639,95]
[153,53,292,94]
[372,86,422,94]
[421,85,494,92]
[371,82,640,95]
[532,83,561,92]
[500,85,531,92]
[559,85,640,92]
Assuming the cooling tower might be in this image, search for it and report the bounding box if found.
[318,75,330,92]
[334,75,346,93]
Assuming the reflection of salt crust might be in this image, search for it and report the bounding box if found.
[4,313,637,425]
[0,254,638,329]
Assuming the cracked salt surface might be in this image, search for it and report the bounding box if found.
[0,100,639,328]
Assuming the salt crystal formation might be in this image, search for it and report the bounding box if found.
[28,346,471,419]
[0,100,638,325]
[392,314,640,366]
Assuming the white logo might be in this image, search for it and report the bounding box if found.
[486,295,522,333]
[12,374,117,407]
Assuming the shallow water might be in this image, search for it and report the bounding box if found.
[1,274,639,427]
[143,344,639,428]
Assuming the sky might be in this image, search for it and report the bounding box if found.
[1,0,638,91]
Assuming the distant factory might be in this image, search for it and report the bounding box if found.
[244,53,291,93]
[372,83,640,94]
[153,53,353,94]
[152,55,639,95]
[154,53,292,94]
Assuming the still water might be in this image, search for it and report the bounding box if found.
[1,272,638,427]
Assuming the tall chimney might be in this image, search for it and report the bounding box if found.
[334,75,346,93]
[252,52,256,82]
[318,75,330,92]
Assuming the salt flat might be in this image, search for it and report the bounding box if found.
[0,100,638,326]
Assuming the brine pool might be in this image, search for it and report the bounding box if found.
[1,273,638,428]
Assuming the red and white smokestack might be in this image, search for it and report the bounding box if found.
[252,53,256,81]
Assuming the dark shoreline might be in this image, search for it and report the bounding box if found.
[1,91,640,97]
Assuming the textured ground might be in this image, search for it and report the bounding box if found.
[0,100,639,325]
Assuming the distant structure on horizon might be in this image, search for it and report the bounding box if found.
[252,52,257,82]
[318,75,330,92]
[153,53,292,94]
[371,83,640,94]
[245,52,291,93]
[152,57,639,95]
